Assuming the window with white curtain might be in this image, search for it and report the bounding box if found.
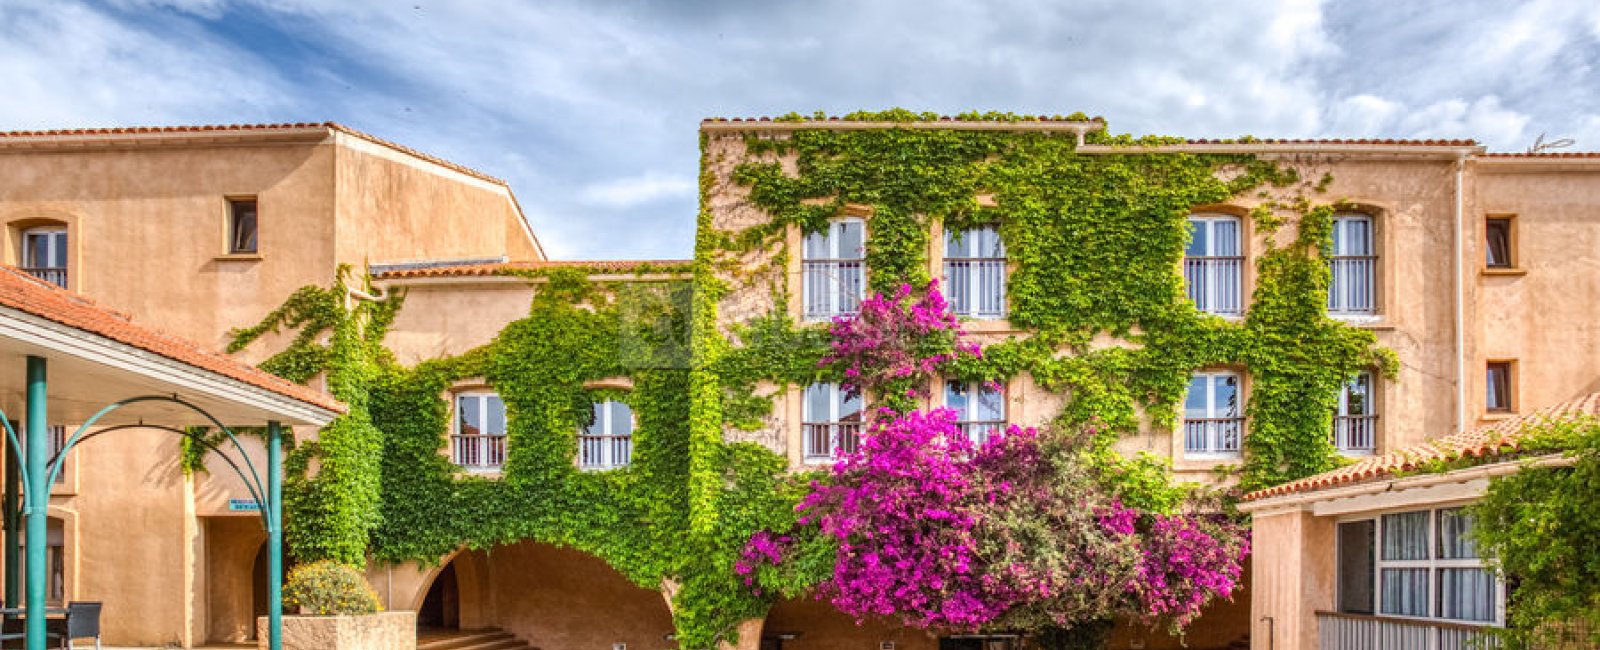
[944,225,1005,319]
[1337,507,1502,624]
[802,383,862,462]
[1333,372,1376,455]
[944,380,1005,444]
[21,227,68,288]
[580,400,634,470]
[802,219,866,320]
[1328,213,1376,315]
[1184,214,1243,315]
[453,392,507,471]
[1182,371,1243,458]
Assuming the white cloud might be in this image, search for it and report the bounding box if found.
[577,173,695,209]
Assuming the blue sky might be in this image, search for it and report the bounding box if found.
[3,0,1599,260]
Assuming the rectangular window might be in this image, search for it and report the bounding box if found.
[944,380,1005,445]
[1486,362,1514,413]
[802,219,865,320]
[1182,371,1242,458]
[944,225,1006,319]
[1333,372,1376,455]
[580,400,634,470]
[1485,217,1514,269]
[1336,520,1376,614]
[802,383,863,462]
[228,198,259,254]
[1184,215,1243,315]
[453,393,507,470]
[20,227,67,288]
[1328,213,1376,315]
[1345,508,1503,624]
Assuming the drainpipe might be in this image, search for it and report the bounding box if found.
[1453,155,1468,432]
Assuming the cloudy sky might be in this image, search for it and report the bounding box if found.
[3,0,1598,260]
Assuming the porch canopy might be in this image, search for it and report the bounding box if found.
[0,266,344,650]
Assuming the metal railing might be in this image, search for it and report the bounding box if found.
[579,433,633,470]
[21,267,67,289]
[1334,415,1377,455]
[944,258,1007,319]
[451,433,506,470]
[958,421,1005,445]
[1184,256,1243,315]
[1184,417,1243,455]
[802,423,861,462]
[1317,611,1501,650]
[802,260,864,320]
[1329,257,1377,315]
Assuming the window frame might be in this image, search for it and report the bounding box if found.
[227,197,260,255]
[801,218,867,321]
[943,379,1006,445]
[20,226,68,288]
[1328,212,1377,316]
[579,399,635,471]
[1183,213,1245,316]
[801,382,863,463]
[1485,361,1515,414]
[1483,215,1516,271]
[452,391,508,472]
[943,225,1006,320]
[1181,370,1244,459]
[1338,506,1505,626]
[1333,371,1377,456]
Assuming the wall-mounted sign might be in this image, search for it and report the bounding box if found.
[228,499,262,512]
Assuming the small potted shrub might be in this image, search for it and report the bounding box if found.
[260,561,415,650]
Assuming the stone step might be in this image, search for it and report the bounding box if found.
[418,628,536,650]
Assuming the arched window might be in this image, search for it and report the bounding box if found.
[20,226,67,288]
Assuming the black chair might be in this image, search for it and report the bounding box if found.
[44,602,97,650]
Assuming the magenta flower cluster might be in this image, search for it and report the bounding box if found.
[819,282,979,401]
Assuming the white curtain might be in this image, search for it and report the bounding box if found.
[1439,568,1496,622]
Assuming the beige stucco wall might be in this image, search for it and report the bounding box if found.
[380,281,536,364]
[205,515,267,643]
[1248,508,1335,650]
[762,597,937,650]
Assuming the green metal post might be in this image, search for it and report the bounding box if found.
[24,356,46,650]
[4,421,19,607]
[267,421,283,650]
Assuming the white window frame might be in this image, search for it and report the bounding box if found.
[1182,371,1243,459]
[1328,213,1376,316]
[1333,372,1377,456]
[1184,214,1243,316]
[802,383,862,463]
[943,225,1006,319]
[20,227,67,288]
[802,219,866,321]
[1338,506,1506,627]
[943,380,1005,445]
[580,400,634,471]
[452,392,507,471]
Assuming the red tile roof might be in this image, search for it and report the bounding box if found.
[0,122,508,186]
[702,115,1105,123]
[1183,138,1477,146]
[1243,392,1600,501]
[0,266,344,414]
[1479,152,1600,158]
[372,259,693,280]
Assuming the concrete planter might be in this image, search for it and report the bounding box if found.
[257,610,417,650]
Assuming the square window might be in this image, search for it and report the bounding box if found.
[1486,362,1514,413]
[1485,217,1513,269]
[228,198,259,254]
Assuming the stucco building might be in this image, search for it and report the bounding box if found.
[1,117,1598,649]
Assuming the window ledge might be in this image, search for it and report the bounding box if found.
[1481,267,1527,277]
[214,253,263,262]
[455,468,504,478]
[1479,412,1517,423]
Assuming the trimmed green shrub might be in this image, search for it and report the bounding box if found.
[282,560,383,616]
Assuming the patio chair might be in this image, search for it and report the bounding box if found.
[45,602,98,650]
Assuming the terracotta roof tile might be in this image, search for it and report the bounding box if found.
[372,259,693,280]
[1183,137,1477,146]
[0,267,344,414]
[0,122,507,186]
[1242,393,1600,501]
[1479,152,1600,158]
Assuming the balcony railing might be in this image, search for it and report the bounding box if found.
[802,260,863,320]
[944,259,1006,319]
[451,433,506,470]
[1329,257,1377,315]
[802,423,861,462]
[579,433,633,470]
[22,267,67,289]
[1334,414,1377,455]
[1184,417,1243,456]
[1184,257,1243,315]
[958,421,1005,445]
[1317,611,1501,650]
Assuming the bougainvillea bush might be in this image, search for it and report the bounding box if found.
[741,284,1250,641]
[819,281,980,411]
